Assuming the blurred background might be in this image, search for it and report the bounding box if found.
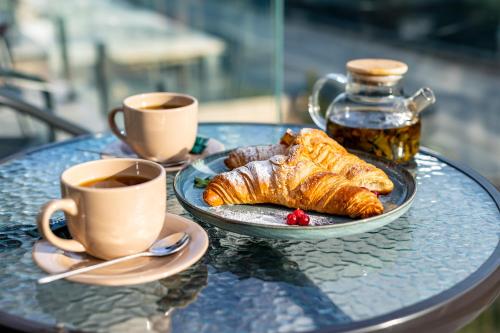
[0,1,498,331]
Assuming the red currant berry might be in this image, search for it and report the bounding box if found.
[298,214,310,226]
[286,213,298,225]
[293,208,305,217]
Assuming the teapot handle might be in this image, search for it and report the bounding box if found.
[308,73,347,130]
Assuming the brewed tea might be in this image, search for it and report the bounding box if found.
[79,175,150,188]
[327,111,421,163]
[140,104,184,110]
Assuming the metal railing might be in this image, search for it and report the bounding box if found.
[0,88,89,136]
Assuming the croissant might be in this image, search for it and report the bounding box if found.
[224,144,287,169]
[204,147,383,218]
[224,128,394,194]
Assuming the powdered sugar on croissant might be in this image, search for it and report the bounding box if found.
[223,128,393,194]
[224,144,287,170]
[204,148,383,218]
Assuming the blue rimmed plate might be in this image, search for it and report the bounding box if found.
[174,150,416,240]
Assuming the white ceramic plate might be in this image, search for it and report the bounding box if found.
[101,138,225,172]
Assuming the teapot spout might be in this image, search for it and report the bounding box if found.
[408,87,436,114]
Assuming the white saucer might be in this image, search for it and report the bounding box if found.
[101,138,225,172]
[32,213,209,286]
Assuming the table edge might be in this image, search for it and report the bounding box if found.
[316,147,499,333]
[0,124,498,333]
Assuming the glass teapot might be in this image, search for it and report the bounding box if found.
[309,59,436,163]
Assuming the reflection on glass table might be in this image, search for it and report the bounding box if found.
[0,123,497,333]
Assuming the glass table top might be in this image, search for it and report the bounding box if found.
[0,123,498,332]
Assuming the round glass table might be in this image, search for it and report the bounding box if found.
[0,123,498,333]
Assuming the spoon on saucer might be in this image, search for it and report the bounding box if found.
[38,232,190,284]
[75,149,190,168]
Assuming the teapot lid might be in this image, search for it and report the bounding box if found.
[347,59,408,76]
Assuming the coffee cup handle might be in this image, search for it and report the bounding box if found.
[37,199,86,253]
[108,107,128,143]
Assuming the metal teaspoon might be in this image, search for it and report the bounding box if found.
[38,232,190,284]
[75,149,189,168]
